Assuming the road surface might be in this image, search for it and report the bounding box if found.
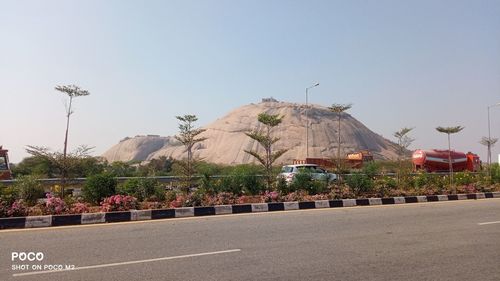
[1,199,499,281]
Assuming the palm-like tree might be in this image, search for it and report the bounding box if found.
[244,113,288,189]
[436,126,464,190]
[479,136,498,179]
[329,104,352,175]
[393,127,414,185]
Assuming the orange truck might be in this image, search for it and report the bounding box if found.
[293,150,374,170]
[0,146,12,180]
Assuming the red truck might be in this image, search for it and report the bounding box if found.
[412,149,481,172]
[0,146,12,180]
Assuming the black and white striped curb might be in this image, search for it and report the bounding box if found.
[1,192,499,230]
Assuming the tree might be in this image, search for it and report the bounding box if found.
[329,103,352,175]
[436,126,464,190]
[393,127,415,185]
[55,84,90,193]
[25,145,93,196]
[480,136,498,179]
[244,113,288,189]
[175,115,207,191]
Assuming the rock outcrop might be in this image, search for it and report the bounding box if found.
[102,100,400,164]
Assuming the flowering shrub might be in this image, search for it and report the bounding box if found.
[100,195,139,212]
[303,194,329,201]
[45,194,67,215]
[282,191,307,202]
[328,185,355,199]
[202,192,237,206]
[263,191,280,203]
[169,194,186,208]
[456,184,477,194]
[237,195,262,204]
[69,202,90,214]
[0,199,9,217]
[139,201,163,210]
[7,200,28,217]
[183,191,205,207]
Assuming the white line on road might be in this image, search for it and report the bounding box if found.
[478,221,500,225]
[12,249,241,277]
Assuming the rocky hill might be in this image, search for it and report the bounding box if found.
[102,100,400,164]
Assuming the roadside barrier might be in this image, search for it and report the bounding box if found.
[1,192,499,230]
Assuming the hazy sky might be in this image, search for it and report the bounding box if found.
[1,0,499,163]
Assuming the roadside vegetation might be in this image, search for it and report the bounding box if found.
[1,156,500,218]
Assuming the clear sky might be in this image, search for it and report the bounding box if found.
[1,0,499,163]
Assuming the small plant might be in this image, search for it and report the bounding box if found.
[83,173,117,205]
[374,176,397,197]
[345,172,373,196]
[182,189,205,207]
[289,169,314,192]
[454,172,476,186]
[100,195,139,212]
[119,178,165,201]
[13,175,45,206]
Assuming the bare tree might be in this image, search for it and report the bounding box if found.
[55,85,90,161]
[393,127,414,185]
[175,115,207,191]
[26,145,93,196]
[436,126,464,190]
[244,113,288,189]
[55,84,90,195]
[329,104,352,175]
[480,136,498,179]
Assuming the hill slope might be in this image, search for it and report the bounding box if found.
[103,100,400,164]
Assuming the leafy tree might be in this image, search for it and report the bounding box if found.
[175,114,207,191]
[11,156,57,177]
[244,113,288,189]
[436,126,464,190]
[393,127,415,185]
[141,156,174,176]
[105,161,137,177]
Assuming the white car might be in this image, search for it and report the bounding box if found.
[278,164,337,183]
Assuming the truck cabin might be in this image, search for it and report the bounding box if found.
[0,146,11,180]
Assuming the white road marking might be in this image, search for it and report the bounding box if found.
[478,221,500,225]
[12,249,241,277]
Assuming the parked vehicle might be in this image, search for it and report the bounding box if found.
[412,149,481,172]
[0,146,12,180]
[278,164,337,183]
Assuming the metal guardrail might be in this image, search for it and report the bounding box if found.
[0,171,485,186]
[0,175,267,186]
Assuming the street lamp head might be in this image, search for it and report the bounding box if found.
[307,83,320,90]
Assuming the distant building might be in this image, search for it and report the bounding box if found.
[262,97,278,103]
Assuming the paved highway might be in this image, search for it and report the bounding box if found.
[1,199,499,281]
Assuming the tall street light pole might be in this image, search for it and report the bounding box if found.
[305,83,319,158]
[487,103,500,175]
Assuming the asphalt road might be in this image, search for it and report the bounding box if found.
[1,199,499,281]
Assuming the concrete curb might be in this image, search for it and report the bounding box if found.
[1,192,499,230]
